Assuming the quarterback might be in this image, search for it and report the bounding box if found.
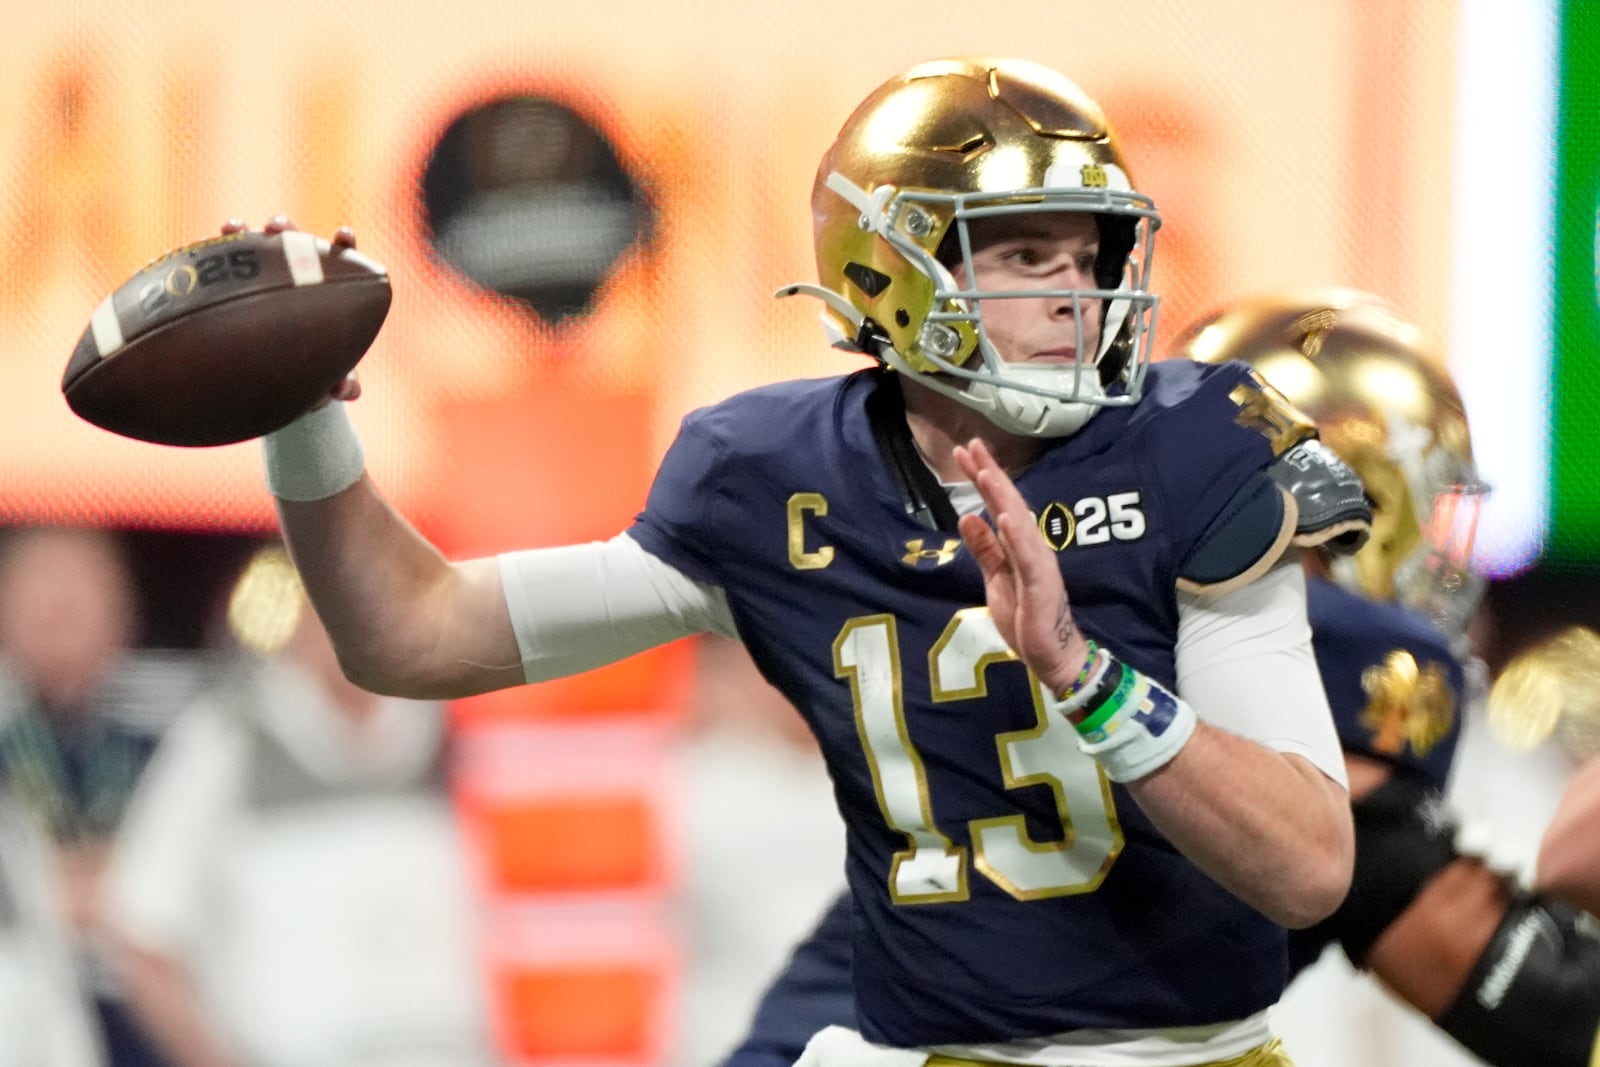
[718,292,1600,1067]
[254,59,1364,1067]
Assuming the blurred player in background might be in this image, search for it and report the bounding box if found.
[0,525,193,1067]
[1189,291,1600,1067]
[249,57,1365,1065]
[717,290,1600,1067]
[98,546,496,1067]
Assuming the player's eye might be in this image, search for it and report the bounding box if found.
[994,243,1046,270]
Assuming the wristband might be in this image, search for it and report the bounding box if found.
[1050,643,1115,715]
[262,402,366,501]
[1056,638,1100,699]
[1043,651,1196,782]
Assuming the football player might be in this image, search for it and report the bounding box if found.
[252,59,1366,1066]
[717,291,1600,1067]
[1210,293,1600,1067]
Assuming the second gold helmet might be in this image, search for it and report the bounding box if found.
[1176,289,1488,631]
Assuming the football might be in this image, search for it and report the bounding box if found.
[62,229,392,447]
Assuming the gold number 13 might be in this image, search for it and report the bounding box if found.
[833,608,1124,905]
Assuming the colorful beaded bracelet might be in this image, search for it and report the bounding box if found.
[1055,637,1100,701]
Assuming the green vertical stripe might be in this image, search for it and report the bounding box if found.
[1551,0,1600,560]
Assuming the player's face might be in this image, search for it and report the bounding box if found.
[950,212,1104,366]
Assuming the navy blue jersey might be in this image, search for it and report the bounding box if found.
[715,574,1473,1066]
[1305,576,1464,791]
[629,361,1300,1045]
[726,895,856,1067]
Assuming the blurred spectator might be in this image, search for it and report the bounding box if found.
[99,546,498,1067]
[0,786,106,1067]
[0,525,192,1067]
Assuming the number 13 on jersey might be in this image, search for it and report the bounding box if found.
[834,608,1124,905]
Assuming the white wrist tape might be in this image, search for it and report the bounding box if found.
[1043,657,1197,782]
[261,403,366,501]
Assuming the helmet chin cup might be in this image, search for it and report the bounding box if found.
[967,380,1100,437]
[883,344,1105,439]
[968,363,1105,437]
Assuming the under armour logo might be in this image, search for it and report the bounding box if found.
[901,538,962,568]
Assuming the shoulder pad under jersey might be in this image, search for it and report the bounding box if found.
[1178,438,1372,595]
[1176,469,1295,595]
[1269,438,1372,554]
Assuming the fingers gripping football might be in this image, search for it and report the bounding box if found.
[63,221,388,447]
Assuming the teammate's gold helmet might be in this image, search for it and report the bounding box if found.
[1177,289,1488,632]
[782,57,1161,438]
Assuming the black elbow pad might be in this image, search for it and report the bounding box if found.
[1437,893,1600,1067]
[1290,771,1456,972]
[1267,438,1372,554]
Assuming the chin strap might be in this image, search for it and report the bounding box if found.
[880,344,1100,438]
[774,282,862,326]
[824,173,895,233]
[774,282,881,353]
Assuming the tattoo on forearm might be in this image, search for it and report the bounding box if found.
[1054,598,1076,647]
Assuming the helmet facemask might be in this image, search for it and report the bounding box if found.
[1367,454,1490,637]
[908,197,1157,437]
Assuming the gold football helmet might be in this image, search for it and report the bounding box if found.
[781,57,1161,437]
[1177,289,1488,632]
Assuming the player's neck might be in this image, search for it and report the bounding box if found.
[898,377,1044,482]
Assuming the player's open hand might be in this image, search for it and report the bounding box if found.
[219,216,362,406]
[955,439,1091,695]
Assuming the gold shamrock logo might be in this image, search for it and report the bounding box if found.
[1359,651,1455,756]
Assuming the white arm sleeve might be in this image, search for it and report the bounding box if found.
[497,532,737,683]
[1176,559,1347,788]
